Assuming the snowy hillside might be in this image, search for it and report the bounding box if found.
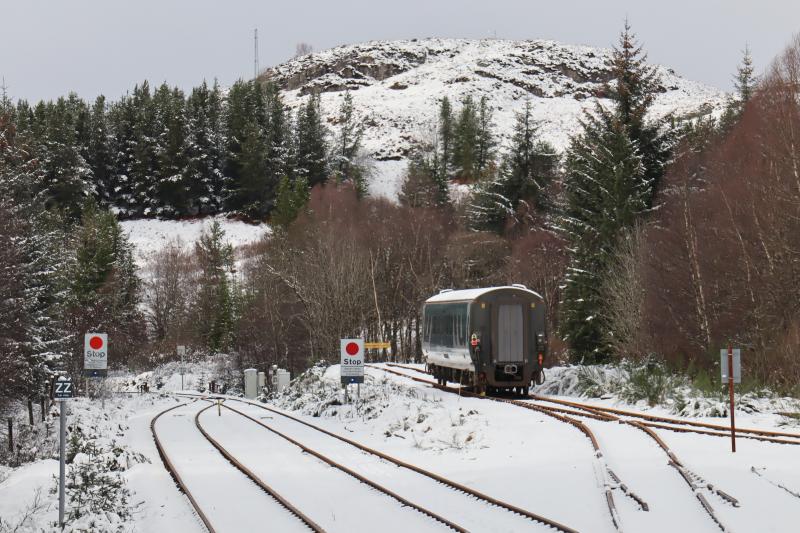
[264,38,727,198]
[120,217,268,268]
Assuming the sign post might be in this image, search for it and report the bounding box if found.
[340,339,364,402]
[720,346,741,453]
[54,376,74,528]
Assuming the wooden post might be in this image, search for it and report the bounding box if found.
[7,418,12,452]
[728,344,736,453]
[28,400,34,425]
[40,398,46,422]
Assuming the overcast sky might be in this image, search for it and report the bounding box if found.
[2,0,797,102]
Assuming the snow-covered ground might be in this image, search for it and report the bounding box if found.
[2,362,798,532]
[120,216,268,268]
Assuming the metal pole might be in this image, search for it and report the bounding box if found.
[59,400,66,527]
[728,344,736,453]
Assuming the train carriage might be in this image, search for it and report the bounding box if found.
[422,285,547,395]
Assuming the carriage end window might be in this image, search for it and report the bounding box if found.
[423,303,469,349]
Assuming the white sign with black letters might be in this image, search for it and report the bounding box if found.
[340,339,364,384]
[84,333,108,374]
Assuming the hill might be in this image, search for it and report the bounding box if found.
[263,38,727,198]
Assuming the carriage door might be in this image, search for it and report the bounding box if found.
[497,304,524,362]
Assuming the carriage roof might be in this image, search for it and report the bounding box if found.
[424,285,544,304]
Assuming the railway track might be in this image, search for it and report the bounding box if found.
[151,400,216,533]
[198,401,466,533]
[151,400,323,533]
[179,392,579,533]
[376,363,744,533]
[371,365,641,532]
[383,363,800,445]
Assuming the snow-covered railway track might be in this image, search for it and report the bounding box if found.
[151,400,323,533]
[197,401,465,533]
[376,364,737,532]
[372,365,634,532]
[383,363,800,445]
[179,392,579,533]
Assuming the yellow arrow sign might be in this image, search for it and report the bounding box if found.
[364,342,391,350]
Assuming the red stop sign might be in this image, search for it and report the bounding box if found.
[345,342,359,356]
[89,336,104,350]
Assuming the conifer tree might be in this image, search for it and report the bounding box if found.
[331,91,367,195]
[469,100,557,233]
[193,220,235,352]
[719,46,757,133]
[560,22,671,363]
[271,175,310,227]
[65,202,143,371]
[87,96,115,207]
[438,96,454,179]
[734,45,756,103]
[398,151,449,208]
[128,82,158,215]
[37,96,93,219]
[0,112,69,401]
[293,93,328,187]
[475,96,496,177]
[152,84,189,216]
[606,21,672,207]
[184,80,226,215]
[452,95,478,180]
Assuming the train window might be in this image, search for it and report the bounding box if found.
[423,303,468,349]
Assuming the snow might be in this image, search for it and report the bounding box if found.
[267,38,727,200]
[3,362,798,532]
[120,216,269,268]
[425,285,543,303]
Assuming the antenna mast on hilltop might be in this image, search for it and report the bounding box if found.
[254,28,259,79]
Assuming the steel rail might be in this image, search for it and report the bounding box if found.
[150,400,217,533]
[193,403,325,533]
[385,363,800,444]
[380,364,738,532]
[216,395,579,533]
[370,365,634,532]
[219,403,467,532]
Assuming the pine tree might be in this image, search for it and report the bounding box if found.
[560,22,671,363]
[398,151,449,208]
[475,96,496,177]
[734,45,755,103]
[152,84,188,216]
[66,202,144,371]
[469,100,557,233]
[0,112,65,403]
[271,175,310,228]
[561,113,648,362]
[438,97,454,179]
[108,93,137,213]
[719,46,757,133]
[193,220,235,352]
[87,96,115,207]
[128,82,158,216]
[606,21,672,207]
[331,91,367,196]
[37,96,93,219]
[292,93,328,187]
[452,95,478,180]
[184,80,226,215]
